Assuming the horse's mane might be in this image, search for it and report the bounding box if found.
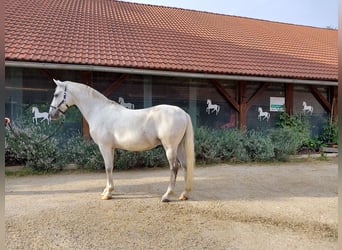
[68,81,121,107]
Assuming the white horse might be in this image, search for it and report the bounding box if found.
[118,97,135,109]
[302,101,313,115]
[49,80,195,202]
[32,107,50,125]
[257,107,270,122]
[206,99,220,115]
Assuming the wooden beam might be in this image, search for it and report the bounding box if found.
[103,74,129,97]
[246,83,269,109]
[81,71,92,85]
[210,80,239,111]
[285,83,294,115]
[238,82,247,130]
[309,85,331,112]
[331,86,338,122]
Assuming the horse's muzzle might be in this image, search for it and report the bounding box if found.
[48,107,61,120]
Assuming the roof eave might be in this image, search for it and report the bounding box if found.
[5,61,338,86]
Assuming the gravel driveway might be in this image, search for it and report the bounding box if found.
[5,158,337,249]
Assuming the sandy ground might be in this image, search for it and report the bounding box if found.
[5,158,337,250]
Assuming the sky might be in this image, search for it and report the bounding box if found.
[122,0,338,28]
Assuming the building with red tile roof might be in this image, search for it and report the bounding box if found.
[4,0,338,134]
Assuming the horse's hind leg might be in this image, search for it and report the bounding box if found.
[177,145,189,201]
[162,146,178,202]
[98,144,114,200]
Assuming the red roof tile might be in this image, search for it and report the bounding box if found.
[5,0,338,81]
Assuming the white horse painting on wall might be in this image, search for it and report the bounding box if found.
[257,107,270,122]
[118,97,135,109]
[206,99,220,115]
[302,101,313,115]
[32,107,50,125]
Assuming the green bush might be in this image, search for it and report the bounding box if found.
[245,130,274,161]
[5,121,63,172]
[216,129,248,162]
[61,134,167,170]
[115,147,167,170]
[7,121,318,173]
[319,121,338,145]
[268,127,303,161]
[195,128,273,163]
[277,112,311,145]
[194,127,221,162]
[61,134,103,169]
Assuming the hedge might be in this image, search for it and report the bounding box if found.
[6,122,308,172]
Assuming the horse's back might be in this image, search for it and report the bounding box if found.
[146,105,188,128]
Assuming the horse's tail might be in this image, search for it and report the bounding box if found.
[184,114,195,192]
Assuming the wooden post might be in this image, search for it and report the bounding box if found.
[144,76,152,108]
[189,83,197,128]
[331,86,338,122]
[239,82,247,130]
[285,83,293,115]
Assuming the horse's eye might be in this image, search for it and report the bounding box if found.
[54,94,59,98]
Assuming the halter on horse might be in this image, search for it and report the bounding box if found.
[49,80,195,202]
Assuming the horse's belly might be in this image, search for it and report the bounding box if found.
[115,136,160,151]
[111,128,160,151]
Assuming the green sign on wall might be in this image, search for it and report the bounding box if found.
[270,97,285,112]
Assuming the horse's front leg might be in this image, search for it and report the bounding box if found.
[98,144,114,200]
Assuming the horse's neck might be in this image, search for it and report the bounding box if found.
[69,82,120,122]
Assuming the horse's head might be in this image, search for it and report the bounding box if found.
[258,107,262,112]
[49,79,71,120]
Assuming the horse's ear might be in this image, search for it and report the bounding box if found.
[53,79,62,86]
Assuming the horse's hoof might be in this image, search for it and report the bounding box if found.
[101,195,112,200]
[179,194,188,201]
[161,196,170,202]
